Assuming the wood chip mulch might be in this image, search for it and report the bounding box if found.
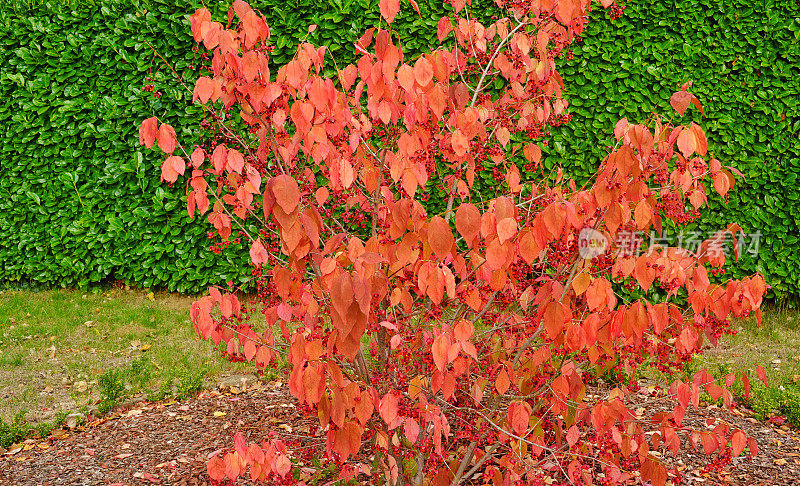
[1,381,800,485]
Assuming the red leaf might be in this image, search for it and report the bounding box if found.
[451,129,469,157]
[650,462,668,486]
[227,149,245,174]
[190,147,205,168]
[496,217,517,244]
[233,432,248,459]
[543,301,567,340]
[455,203,481,245]
[379,392,399,426]
[437,17,452,42]
[731,429,747,456]
[414,57,433,87]
[139,117,157,148]
[272,175,300,213]
[379,0,400,23]
[453,320,474,342]
[748,436,759,456]
[404,417,420,444]
[742,373,751,399]
[193,77,216,104]
[249,238,269,266]
[507,401,530,436]
[432,333,449,372]
[566,425,579,447]
[207,456,226,481]
[756,365,768,386]
[243,339,257,361]
[670,89,693,116]
[156,124,177,154]
[161,156,185,183]
[495,368,511,395]
[428,216,454,259]
[190,8,212,42]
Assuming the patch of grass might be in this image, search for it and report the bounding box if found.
[0,410,68,449]
[0,288,257,423]
[0,411,29,448]
[693,307,800,426]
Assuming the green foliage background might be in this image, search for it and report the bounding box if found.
[1,0,797,297]
[550,0,800,298]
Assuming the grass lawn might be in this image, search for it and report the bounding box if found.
[0,287,251,428]
[1,286,798,446]
[693,305,800,422]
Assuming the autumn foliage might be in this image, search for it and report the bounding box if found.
[139,0,767,484]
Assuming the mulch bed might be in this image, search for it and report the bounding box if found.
[1,381,800,485]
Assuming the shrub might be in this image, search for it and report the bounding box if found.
[142,0,767,484]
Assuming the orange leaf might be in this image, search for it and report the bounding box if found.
[437,17,452,42]
[731,429,747,456]
[428,216,454,259]
[249,238,269,265]
[139,117,157,148]
[314,186,329,206]
[756,365,768,386]
[713,170,733,197]
[676,127,697,158]
[207,456,226,481]
[404,417,420,444]
[507,401,530,436]
[495,368,511,395]
[272,175,300,213]
[379,392,399,426]
[453,320,474,342]
[451,129,469,157]
[700,433,718,454]
[455,203,481,245]
[156,124,177,154]
[190,8,211,42]
[274,454,291,477]
[227,149,245,174]
[586,277,613,311]
[543,301,567,340]
[161,156,185,183]
[379,0,400,23]
[193,76,217,104]
[518,229,542,264]
[523,143,542,166]
[496,217,517,244]
[432,333,449,372]
[670,90,693,116]
[397,64,414,92]
[414,56,433,87]
[485,239,510,270]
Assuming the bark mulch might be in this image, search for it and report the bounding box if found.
[1,380,799,485]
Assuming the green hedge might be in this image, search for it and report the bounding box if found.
[1,0,798,297]
[549,0,800,298]
[0,0,488,293]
